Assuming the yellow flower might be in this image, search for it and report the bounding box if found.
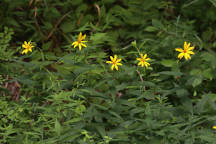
[106,55,122,71]
[137,53,150,68]
[175,42,195,60]
[72,32,87,51]
[22,41,34,54]
[213,125,216,130]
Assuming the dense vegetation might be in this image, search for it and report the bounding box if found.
[1,0,216,143]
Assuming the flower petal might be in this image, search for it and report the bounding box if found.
[137,58,141,61]
[72,42,78,48]
[81,34,86,40]
[175,48,183,52]
[188,46,194,51]
[114,55,117,61]
[184,42,187,49]
[143,54,147,59]
[81,43,87,47]
[22,49,28,54]
[110,56,114,61]
[187,50,194,55]
[78,44,82,51]
[115,64,118,71]
[106,61,112,64]
[187,42,191,49]
[144,62,150,68]
[116,58,121,63]
[22,44,27,48]
[184,53,191,60]
[81,41,88,43]
[178,53,184,59]
[111,64,115,70]
[116,62,122,66]
[72,41,78,46]
[78,32,82,40]
[138,61,142,66]
[145,58,150,61]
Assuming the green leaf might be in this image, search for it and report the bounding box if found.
[158,71,183,76]
[144,26,158,32]
[152,19,164,29]
[192,77,202,87]
[54,119,61,136]
[161,59,176,67]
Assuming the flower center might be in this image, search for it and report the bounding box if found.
[113,61,116,65]
[25,45,31,50]
[183,49,187,53]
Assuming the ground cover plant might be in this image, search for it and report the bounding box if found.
[1,0,216,143]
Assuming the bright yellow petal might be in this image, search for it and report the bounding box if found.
[178,53,184,59]
[138,61,142,66]
[24,41,27,45]
[81,34,86,40]
[72,41,77,45]
[175,48,184,52]
[29,48,32,52]
[188,46,194,51]
[78,32,82,40]
[140,53,143,58]
[187,42,191,49]
[114,64,118,71]
[141,62,144,67]
[72,42,78,48]
[143,54,147,59]
[22,44,27,48]
[111,64,115,70]
[116,62,122,66]
[81,43,87,47]
[145,58,150,61]
[114,55,117,61]
[106,61,112,64]
[78,44,82,51]
[137,58,141,61]
[184,53,191,60]
[116,58,121,63]
[110,56,114,61]
[22,49,28,54]
[81,41,88,43]
[187,50,194,55]
[184,42,187,49]
[144,62,150,68]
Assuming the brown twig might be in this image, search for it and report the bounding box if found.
[45,13,68,41]
[136,70,146,91]
[136,70,144,82]
[94,4,101,27]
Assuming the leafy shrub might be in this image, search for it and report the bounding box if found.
[1,0,216,143]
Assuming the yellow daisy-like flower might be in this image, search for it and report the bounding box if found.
[175,42,195,60]
[72,32,87,51]
[213,125,216,130]
[136,53,150,68]
[22,41,34,54]
[106,55,122,71]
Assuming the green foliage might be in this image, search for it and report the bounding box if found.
[1,0,216,143]
[0,27,15,61]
